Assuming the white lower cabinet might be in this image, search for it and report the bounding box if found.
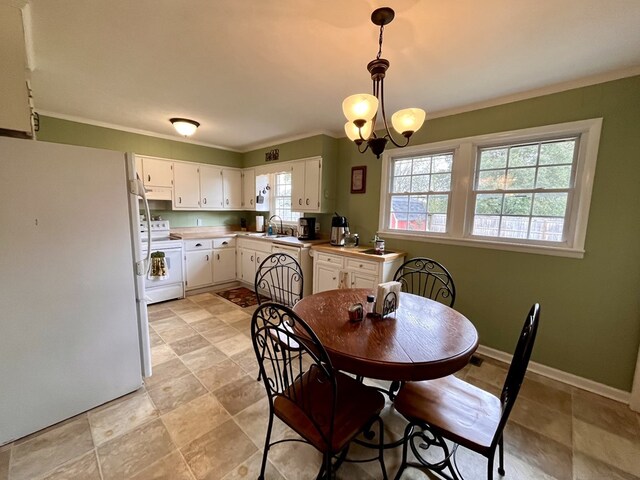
[237,239,272,285]
[312,249,405,294]
[185,238,236,291]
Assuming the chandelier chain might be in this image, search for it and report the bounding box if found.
[376,25,385,59]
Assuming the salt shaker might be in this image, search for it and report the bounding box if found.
[366,295,375,316]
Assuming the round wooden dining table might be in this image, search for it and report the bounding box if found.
[292,288,479,382]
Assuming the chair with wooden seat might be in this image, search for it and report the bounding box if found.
[252,302,388,480]
[393,303,541,480]
[255,252,304,307]
[393,257,456,307]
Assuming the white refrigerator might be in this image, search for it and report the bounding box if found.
[0,137,151,445]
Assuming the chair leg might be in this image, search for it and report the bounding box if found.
[258,412,274,480]
[498,435,505,476]
[487,452,494,480]
[393,422,413,480]
[376,417,388,480]
[388,380,401,399]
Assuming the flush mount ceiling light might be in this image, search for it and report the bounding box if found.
[343,7,426,159]
[170,118,200,137]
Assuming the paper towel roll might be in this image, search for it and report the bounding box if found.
[256,216,264,232]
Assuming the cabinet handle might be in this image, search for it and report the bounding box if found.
[203,197,207,205]
[147,174,151,182]
[306,198,309,205]
[251,255,254,262]
[222,241,228,245]
[179,196,182,204]
[250,199,253,205]
[332,277,337,281]
[206,254,209,261]
[226,198,229,205]
[195,243,202,247]
[217,254,220,260]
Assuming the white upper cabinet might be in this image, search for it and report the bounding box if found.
[242,168,256,210]
[222,169,242,210]
[173,162,200,209]
[135,155,173,200]
[200,165,224,209]
[291,157,323,212]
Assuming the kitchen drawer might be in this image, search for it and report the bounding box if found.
[213,237,235,249]
[346,258,379,274]
[315,252,344,268]
[184,239,212,251]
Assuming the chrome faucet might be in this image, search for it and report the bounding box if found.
[268,214,283,235]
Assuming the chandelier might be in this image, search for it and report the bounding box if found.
[342,7,426,158]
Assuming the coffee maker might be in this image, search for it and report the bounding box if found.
[330,213,349,246]
[297,217,316,240]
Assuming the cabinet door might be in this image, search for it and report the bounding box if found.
[290,162,306,211]
[222,169,242,209]
[242,169,256,210]
[303,157,321,211]
[185,251,213,289]
[213,248,236,284]
[200,165,224,209]
[144,158,173,187]
[173,162,200,209]
[349,271,378,290]
[239,248,256,283]
[313,263,341,294]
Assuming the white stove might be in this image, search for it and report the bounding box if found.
[140,220,184,304]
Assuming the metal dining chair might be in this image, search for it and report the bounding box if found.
[393,303,541,480]
[393,257,456,307]
[255,252,304,307]
[252,302,388,480]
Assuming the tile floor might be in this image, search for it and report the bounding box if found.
[1,292,639,480]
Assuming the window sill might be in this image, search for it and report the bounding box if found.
[379,230,585,259]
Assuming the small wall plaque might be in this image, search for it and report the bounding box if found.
[351,166,367,194]
[265,149,280,162]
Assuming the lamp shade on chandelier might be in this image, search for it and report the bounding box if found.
[342,7,426,158]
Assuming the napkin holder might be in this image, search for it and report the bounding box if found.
[374,281,401,318]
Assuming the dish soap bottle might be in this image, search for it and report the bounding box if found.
[267,221,274,236]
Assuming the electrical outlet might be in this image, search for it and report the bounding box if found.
[196,218,203,226]
[315,222,320,232]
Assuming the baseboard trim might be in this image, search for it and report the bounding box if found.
[476,345,631,405]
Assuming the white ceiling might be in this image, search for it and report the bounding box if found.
[25,0,640,152]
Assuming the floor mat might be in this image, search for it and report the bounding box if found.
[215,287,267,308]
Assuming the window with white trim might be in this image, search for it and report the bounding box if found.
[272,172,301,223]
[379,119,602,257]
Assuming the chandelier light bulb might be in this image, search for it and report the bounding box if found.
[170,118,200,137]
[342,94,379,123]
[391,108,426,136]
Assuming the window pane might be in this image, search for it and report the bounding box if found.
[411,175,430,192]
[473,215,501,237]
[536,165,572,189]
[430,173,451,192]
[412,158,431,174]
[530,217,564,241]
[477,170,505,190]
[499,216,530,239]
[506,167,535,190]
[428,195,448,214]
[479,148,507,170]
[394,160,412,176]
[475,194,503,215]
[532,192,568,217]
[392,176,410,193]
[539,140,575,165]
[410,195,428,214]
[508,145,538,167]
[408,214,427,231]
[429,214,447,233]
[503,193,532,216]
[432,155,452,173]
[389,211,408,229]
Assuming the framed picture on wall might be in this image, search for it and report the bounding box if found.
[351,166,367,194]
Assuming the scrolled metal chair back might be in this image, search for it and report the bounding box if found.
[393,257,456,307]
[251,302,337,449]
[255,253,304,307]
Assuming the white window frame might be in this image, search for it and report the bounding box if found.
[269,171,301,226]
[379,118,602,258]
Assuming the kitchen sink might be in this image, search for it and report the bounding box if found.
[360,248,395,255]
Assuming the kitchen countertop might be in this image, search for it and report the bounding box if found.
[170,228,328,248]
[311,244,406,262]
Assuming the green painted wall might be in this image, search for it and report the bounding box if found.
[337,75,640,391]
[242,134,325,167]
